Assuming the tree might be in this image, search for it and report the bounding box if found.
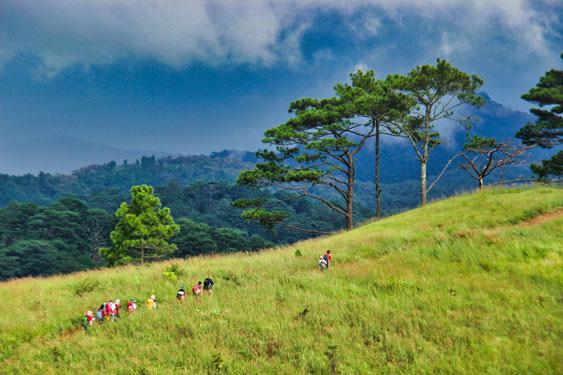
[530,151,562,179]
[389,59,484,205]
[334,70,411,217]
[517,55,562,179]
[238,96,376,230]
[100,185,180,265]
[85,208,114,262]
[459,136,528,188]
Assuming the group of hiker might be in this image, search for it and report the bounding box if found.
[82,251,333,330]
[176,277,214,300]
[82,278,214,331]
[318,250,332,271]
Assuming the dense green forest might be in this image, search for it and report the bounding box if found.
[0,181,353,280]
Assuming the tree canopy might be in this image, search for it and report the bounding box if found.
[238,93,376,230]
[100,185,180,265]
[517,54,562,179]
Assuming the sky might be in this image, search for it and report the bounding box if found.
[0,0,561,155]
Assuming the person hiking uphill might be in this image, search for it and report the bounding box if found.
[318,255,328,271]
[192,281,203,298]
[82,311,94,331]
[104,301,112,321]
[108,300,117,321]
[147,295,157,310]
[324,250,332,268]
[177,288,186,301]
[115,299,121,319]
[96,304,106,323]
[127,299,137,313]
[203,278,214,294]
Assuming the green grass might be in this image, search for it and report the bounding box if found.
[1,186,562,374]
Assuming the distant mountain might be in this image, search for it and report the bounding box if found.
[0,136,171,175]
[0,152,256,206]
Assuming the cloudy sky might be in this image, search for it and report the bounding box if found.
[0,0,561,154]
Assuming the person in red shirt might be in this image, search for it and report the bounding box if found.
[324,250,332,268]
[127,299,137,312]
[105,301,111,321]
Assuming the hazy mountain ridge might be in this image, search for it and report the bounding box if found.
[0,136,172,175]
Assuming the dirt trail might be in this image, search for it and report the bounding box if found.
[520,208,563,227]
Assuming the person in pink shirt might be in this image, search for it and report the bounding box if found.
[192,281,203,298]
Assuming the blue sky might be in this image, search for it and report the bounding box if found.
[0,0,561,154]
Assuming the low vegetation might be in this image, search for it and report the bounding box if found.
[1,186,561,373]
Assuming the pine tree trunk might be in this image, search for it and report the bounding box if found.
[375,121,382,218]
[478,177,484,189]
[420,160,427,206]
[346,155,355,230]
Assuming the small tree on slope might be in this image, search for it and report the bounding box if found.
[459,135,529,189]
[100,185,179,265]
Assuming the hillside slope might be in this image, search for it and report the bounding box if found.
[1,186,562,374]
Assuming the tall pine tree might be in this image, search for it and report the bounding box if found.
[517,54,562,179]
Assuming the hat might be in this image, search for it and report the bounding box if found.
[150,294,156,300]
[115,299,120,304]
[87,311,93,316]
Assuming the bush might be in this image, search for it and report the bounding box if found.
[73,278,100,297]
[163,263,185,281]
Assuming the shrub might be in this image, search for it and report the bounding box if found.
[73,278,100,297]
[163,263,185,281]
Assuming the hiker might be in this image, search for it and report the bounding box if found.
[323,250,332,268]
[104,301,111,321]
[324,250,332,268]
[147,294,157,310]
[192,281,203,297]
[318,255,328,271]
[127,299,137,313]
[108,300,117,321]
[96,304,106,323]
[82,311,94,330]
[203,277,214,293]
[176,288,186,301]
[115,299,121,319]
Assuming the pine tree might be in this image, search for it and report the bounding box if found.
[100,185,179,265]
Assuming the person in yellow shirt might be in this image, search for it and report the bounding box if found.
[146,294,157,310]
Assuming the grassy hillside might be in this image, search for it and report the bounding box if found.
[1,186,562,374]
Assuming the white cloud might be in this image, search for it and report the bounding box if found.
[353,63,370,72]
[438,32,471,58]
[0,0,558,78]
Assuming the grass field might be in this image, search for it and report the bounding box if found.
[1,186,562,374]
